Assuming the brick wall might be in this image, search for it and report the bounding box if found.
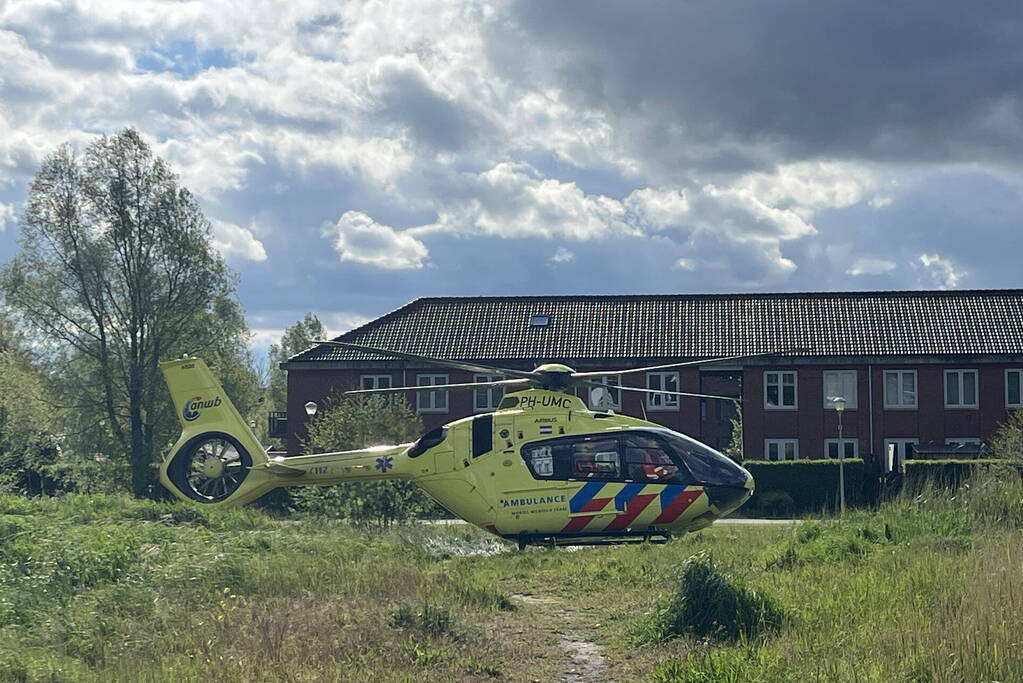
[285,361,1021,458]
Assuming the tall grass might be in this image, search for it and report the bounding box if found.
[0,494,517,682]
[645,468,1023,681]
[4,469,1023,681]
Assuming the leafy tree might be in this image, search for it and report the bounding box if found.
[267,313,325,413]
[0,350,60,495]
[1,130,257,498]
[724,400,743,461]
[293,393,442,526]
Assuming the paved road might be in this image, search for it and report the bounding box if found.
[421,518,799,526]
[717,518,800,525]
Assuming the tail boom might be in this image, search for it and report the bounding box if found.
[159,357,416,506]
[261,444,413,484]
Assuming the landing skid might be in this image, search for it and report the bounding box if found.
[508,529,674,550]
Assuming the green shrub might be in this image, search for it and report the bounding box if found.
[296,393,444,526]
[743,459,865,516]
[651,647,785,683]
[753,490,795,516]
[388,603,457,638]
[632,553,783,644]
[963,466,1023,528]
[764,520,892,569]
[991,408,1023,460]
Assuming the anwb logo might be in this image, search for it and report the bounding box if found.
[183,396,222,421]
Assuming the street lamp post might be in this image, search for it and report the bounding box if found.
[832,396,847,515]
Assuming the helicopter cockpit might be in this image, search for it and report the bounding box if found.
[520,428,749,490]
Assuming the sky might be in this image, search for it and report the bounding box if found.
[1,1,1022,359]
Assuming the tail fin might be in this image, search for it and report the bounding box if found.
[160,357,419,507]
[159,357,277,505]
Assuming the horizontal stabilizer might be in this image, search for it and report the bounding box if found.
[263,458,306,477]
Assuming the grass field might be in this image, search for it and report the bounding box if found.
[2,472,1022,682]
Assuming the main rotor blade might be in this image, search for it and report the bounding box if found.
[345,378,531,395]
[572,349,808,378]
[582,380,740,403]
[312,340,541,381]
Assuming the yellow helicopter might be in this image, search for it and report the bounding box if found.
[159,342,767,548]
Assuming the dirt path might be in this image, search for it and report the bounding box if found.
[510,593,614,683]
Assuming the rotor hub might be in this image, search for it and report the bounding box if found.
[201,457,225,478]
[530,363,576,389]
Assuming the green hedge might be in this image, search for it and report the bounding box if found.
[742,459,865,517]
[904,459,1017,490]
[741,458,1021,517]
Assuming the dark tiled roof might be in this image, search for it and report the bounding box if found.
[290,290,1023,364]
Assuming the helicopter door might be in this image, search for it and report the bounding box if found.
[494,431,608,534]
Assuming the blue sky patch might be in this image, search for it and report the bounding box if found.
[136,40,235,77]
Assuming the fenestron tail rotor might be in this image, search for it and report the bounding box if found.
[308,339,804,401]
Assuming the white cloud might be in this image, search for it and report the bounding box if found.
[325,211,428,270]
[918,253,966,289]
[409,162,636,241]
[209,218,267,262]
[624,187,690,228]
[730,162,886,219]
[847,257,896,276]
[321,311,373,336]
[249,327,284,349]
[551,247,574,263]
[0,202,14,230]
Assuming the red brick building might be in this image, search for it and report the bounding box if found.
[277,290,1023,463]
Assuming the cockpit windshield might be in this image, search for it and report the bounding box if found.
[656,430,750,487]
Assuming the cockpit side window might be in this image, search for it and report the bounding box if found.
[570,438,620,479]
[521,432,688,484]
[622,433,685,484]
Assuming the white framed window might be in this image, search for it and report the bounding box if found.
[646,372,679,410]
[823,370,857,410]
[764,371,797,410]
[588,376,621,411]
[473,374,505,412]
[824,439,858,459]
[360,374,392,391]
[764,439,799,461]
[416,374,449,413]
[884,370,917,409]
[884,438,918,469]
[1007,369,1022,408]
[944,369,978,409]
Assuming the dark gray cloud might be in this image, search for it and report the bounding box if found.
[497,1,1023,173]
[2,0,1022,357]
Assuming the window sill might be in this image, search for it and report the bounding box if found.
[417,408,449,414]
[944,405,979,410]
[883,405,918,411]
[763,405,798,411]
[646,405,680,412]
